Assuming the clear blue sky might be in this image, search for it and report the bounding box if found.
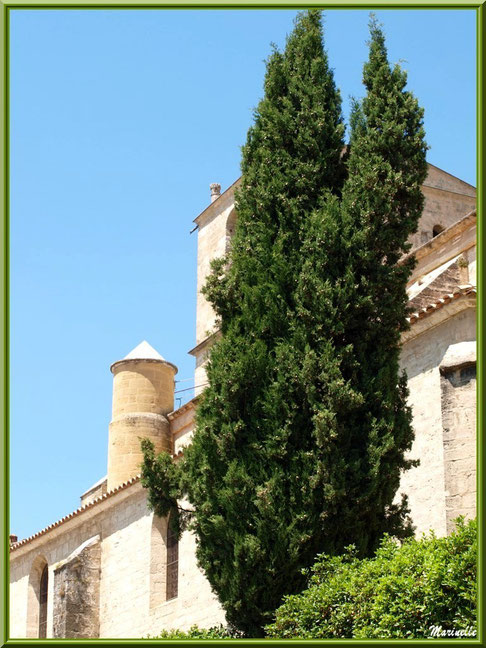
[10,9,476,541]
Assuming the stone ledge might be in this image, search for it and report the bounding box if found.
[439,341,476,374]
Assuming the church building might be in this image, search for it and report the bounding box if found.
[9,163,477,638]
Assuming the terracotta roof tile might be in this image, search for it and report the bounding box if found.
[407,284,476,325]
[10,475,142,552]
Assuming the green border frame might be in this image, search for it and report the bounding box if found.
[1,1,483,646]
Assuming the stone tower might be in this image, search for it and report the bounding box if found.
[107,341,178,491]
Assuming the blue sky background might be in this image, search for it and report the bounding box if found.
[10,9,476,541]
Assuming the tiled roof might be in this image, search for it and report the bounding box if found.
[407,284,476,325]
[10,475,142,552]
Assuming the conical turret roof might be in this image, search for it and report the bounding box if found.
[110,340,177,374]
[123,340,166,362]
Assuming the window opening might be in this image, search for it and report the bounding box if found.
[39,565,48,638]
[166,519,179,600]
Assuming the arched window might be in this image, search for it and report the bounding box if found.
[166,518,179,600]
[432,224,445,238]
[26,556,48,638]
[149,514,166,609]
[39,565,48,638]
[149,513,179,610]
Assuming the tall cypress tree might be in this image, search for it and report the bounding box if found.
[142,12,427,637]
[187,11,347,635]
[340,14,428,548]
[144,10,347,636]
[292,14,427,557]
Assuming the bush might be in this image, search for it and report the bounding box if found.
[148,624,243,640]
[266,518,477,639]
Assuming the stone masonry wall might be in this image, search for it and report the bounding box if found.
[147,505,225,636]
[439,357,476,533]
[195,190,236,347]
[53,536,101,638]
[398,308,476,537]
[10,487,148,638]
[410,166,475,249]
[10,484,224,639]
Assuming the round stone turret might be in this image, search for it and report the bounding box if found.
[107,341,178,491]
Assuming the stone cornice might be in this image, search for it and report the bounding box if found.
[403,208,476,265]
[193,177,241,227]
[168,396,199,421]
[404,210,476,287]
[110,357,178,375]
[422,183,477,199]
[188,330,221,357]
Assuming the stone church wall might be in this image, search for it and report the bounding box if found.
[410,165,475,248]
[193,184,238,394]
[399,307,476,537]
[10,484,225,638]
[439,344,476,533]
[195,189,236,347]
[146,512,225,636]
[10,486,147,638]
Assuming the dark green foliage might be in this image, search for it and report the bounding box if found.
[147,624,243,640]
[140,438,190,536]
[142,11,427,637]
[310,14,429,555]
[183,11,348,636]
[266,518,477,639]
[282,15,429,562]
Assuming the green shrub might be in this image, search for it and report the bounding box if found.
[266,518,477,639]
[148,625,243,640]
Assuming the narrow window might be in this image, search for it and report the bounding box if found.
[225,209,237,253]
[39,565,48,638]
[166,520,179,600]
[432,224,445,238]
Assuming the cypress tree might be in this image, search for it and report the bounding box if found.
[142,12,427,637]
[340,14,428,549]
[187,11,347,635]
[144,10,347,635]
[292,14,427,557]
